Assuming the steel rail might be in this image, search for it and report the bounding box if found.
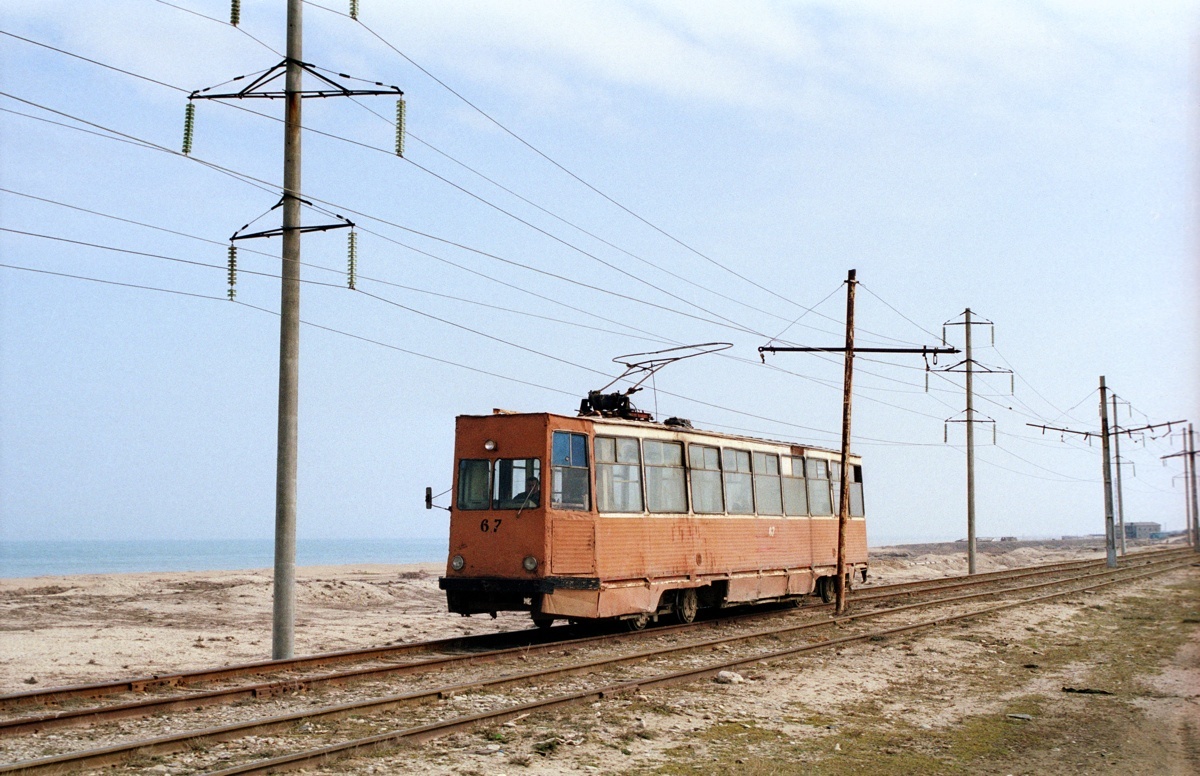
[3,555,1191,775]
[2,546,1179,712]
[0,548,1187,736]
[193,557,1200,775]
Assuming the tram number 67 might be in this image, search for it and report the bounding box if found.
[480,518,502,533]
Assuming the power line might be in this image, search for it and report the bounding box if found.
[0,92,755,338]
[0,35,937,355]
[857,282,942,344]
[0,187,662,343]
[306,1,820,319]
[0,261,224,300]
[1,92,999,432]
[151,0,282,56]
[8,254,1141,491]
[0,30,188,92]
[52,9,836,344]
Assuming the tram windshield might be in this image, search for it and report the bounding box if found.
[493,458,541,509]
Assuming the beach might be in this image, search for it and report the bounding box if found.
[2,540,1197,774]
[0,539,1149,693]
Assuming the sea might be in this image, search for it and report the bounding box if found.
[0,538,447,579]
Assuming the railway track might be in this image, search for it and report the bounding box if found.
[0,548,1185,737]
[0,546,1180,719]
[1,547,1193,774]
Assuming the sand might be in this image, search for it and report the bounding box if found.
[0,539,1131,693]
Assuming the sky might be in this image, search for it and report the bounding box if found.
[1,0,1197,548]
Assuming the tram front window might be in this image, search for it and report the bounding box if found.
[457,459,491,510]
[493,458,541,509]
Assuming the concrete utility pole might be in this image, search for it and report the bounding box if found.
[1111,393,1126,556]
[272,0,304,660]
[1098,376,1117,569]
[1185,434,1195,548]
[1162,422,1199,551]
[1033,402,1182,561]
[1191,425,1199,553]
[936,310,1007,575]
[187,2,402,660]
[964,309,977,574]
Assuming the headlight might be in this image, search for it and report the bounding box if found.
[522,555,538,572]
[451,554,465,571]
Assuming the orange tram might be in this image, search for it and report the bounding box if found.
[438,409,868,629]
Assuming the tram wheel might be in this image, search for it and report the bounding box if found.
[531,614,554,629]
[625,612,651,631]
[675,589,699,624]
[818,577,834,604]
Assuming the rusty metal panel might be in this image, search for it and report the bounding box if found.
[726,576,759,602]
[810,517,840,566]
[757,572,788,598]
[540,588,600,618]
[787,570,815,595]
[550,517,596,574]
[595,517,695,578]
[598,584,658,616]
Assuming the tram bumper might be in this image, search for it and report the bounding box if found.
[439,576,600,616]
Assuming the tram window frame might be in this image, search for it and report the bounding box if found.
[806,458,834,516]
[831,461,842,515]
[722,448,754,515]
[781,455,808,516]
[849,463,865,517]
[595,435,643,513]
[493,458,542,510]
[644,439,687,513]
[551,430,590,511]
[689,443,725,514]
[457,459,491,511]
[752,451,783,516]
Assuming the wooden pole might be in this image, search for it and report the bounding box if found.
[834,269,856,615]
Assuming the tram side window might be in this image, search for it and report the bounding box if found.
[781,456,808,516]
[722,449,755,515]
[595,436,643,512]
[644,440,687,513]
[493,458,541,510]
[551,431,590,510]
[689,444,724,514]
[831,461,842,515]
[849,464,865,517]
[752,452,783,516]
[457,459,490,510]
[807,458,833,515]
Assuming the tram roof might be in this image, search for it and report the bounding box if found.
[459,411,858,461]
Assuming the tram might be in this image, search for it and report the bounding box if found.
[437,405,867,628]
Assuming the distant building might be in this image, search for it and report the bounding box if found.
[1125,522,1161,540]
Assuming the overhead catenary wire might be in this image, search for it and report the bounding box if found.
[0,33,943,358]
[34,10,854,348]
[5,11,1191,538]
[10,227,1172,493]
[8,95,936,389]
[10,31,1179,493]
